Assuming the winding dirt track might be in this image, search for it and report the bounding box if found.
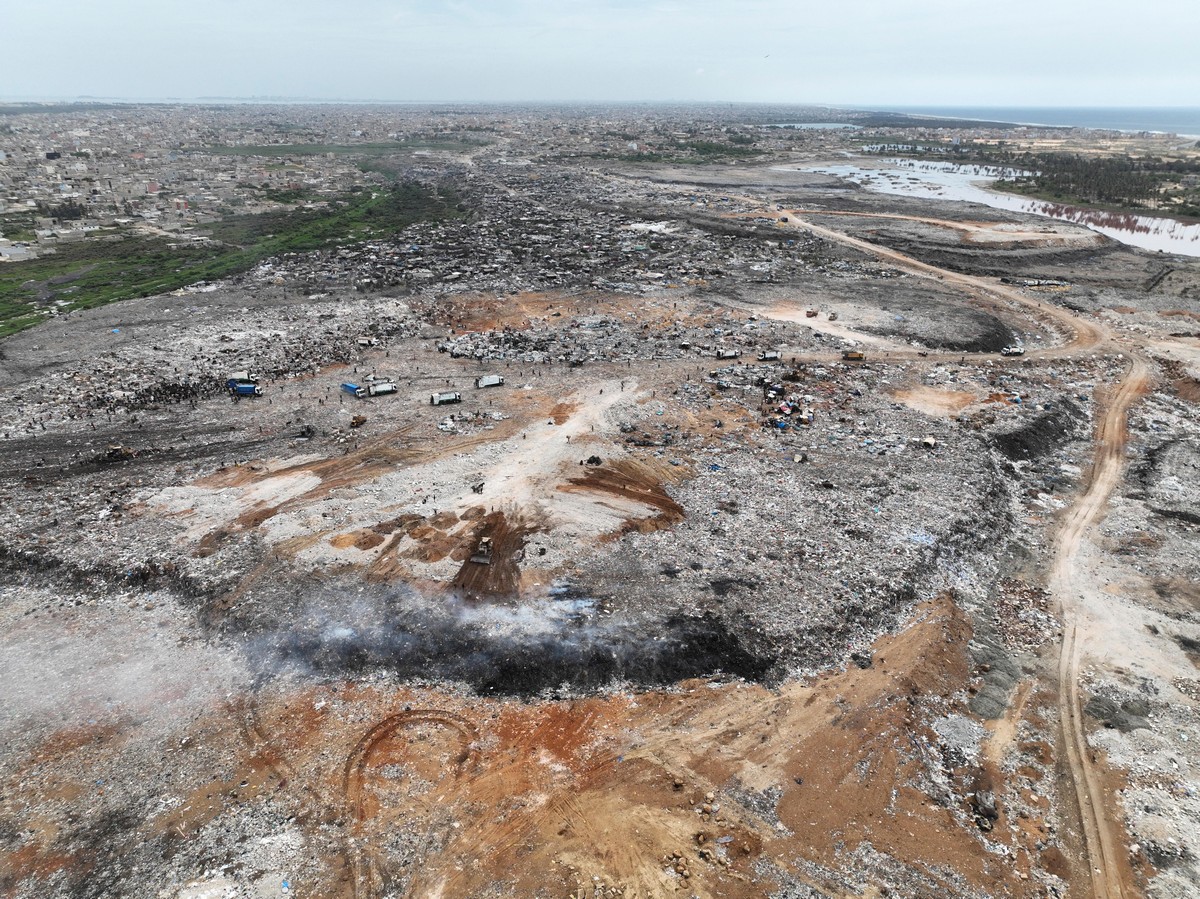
[1050,356,1150,899]
[783,210,1106,352]
[778,208,1146,899]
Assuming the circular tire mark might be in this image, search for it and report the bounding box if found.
[342,710,479,899]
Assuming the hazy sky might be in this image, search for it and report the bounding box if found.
[3,0,1197,106]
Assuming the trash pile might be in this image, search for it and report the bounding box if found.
[0,289,424,436]
[434,313,802,366]
[572,373,1015,674]
[241,162,843,301]
[436,409,509,434]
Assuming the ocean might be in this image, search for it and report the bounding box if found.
[862,107,1200,137]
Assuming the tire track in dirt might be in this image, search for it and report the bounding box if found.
[342,710,479,899]
[772,206,1145,898]
[783,210,1106,353]
[1049,355,1150,899]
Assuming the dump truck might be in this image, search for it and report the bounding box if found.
[341,382,368,398]
[226,372,262,396]
[430,391,462,406]
[227,380,262,397]
[841,350,866,362]
[470,536,493,565]
[475,374,505,388]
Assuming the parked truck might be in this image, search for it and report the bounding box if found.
[715,348,741,360]
[366,381,397,396]
[341,382,368,398]
[227,381,262,397]
[226,372,262,397]
[475,374,505,389]
[841,350,866,362]
[430,391,462,406]
[758,350,782,362]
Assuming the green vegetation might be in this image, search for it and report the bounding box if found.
[206,142,411,157]
[0,210,37,243]
[0,182,465,339]
[38,200,88,221]
[358,157,415,182]
[683,140,761,157]
[987,152,1200,218]
[613,138,764,165]
[874,141,1200,219]
[259,187,315,204]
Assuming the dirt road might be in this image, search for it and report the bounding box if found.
[1050,355,1150,899]
[782,210,1107,352]
[784,208,1102,246]
[777,207,1147,899]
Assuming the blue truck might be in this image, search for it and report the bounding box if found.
[226,378,262,397]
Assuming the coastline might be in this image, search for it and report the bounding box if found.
[851,106,1200,139]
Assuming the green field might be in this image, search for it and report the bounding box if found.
[610,139,765,165]
[0,183,464,339]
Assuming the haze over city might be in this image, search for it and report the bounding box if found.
[3,0,1198,105]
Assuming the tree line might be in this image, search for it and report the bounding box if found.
[973,149,1200,212]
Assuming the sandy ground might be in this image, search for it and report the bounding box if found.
[787,208,1105,247]
[64,596,1058,899]
[145,380,676,595]
[780,209,1107,352]
[890,386,979,417]
[761,303,899,348]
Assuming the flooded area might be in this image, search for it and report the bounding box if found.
[782,158,1200,257]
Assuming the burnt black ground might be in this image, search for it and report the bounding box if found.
[257,584,775,697]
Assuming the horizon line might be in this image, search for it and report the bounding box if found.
[2,97,1199,109]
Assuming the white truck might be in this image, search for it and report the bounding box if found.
[430,391,462,406]
[475,374,505,388]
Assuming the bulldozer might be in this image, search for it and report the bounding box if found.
[470,536,493,565]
